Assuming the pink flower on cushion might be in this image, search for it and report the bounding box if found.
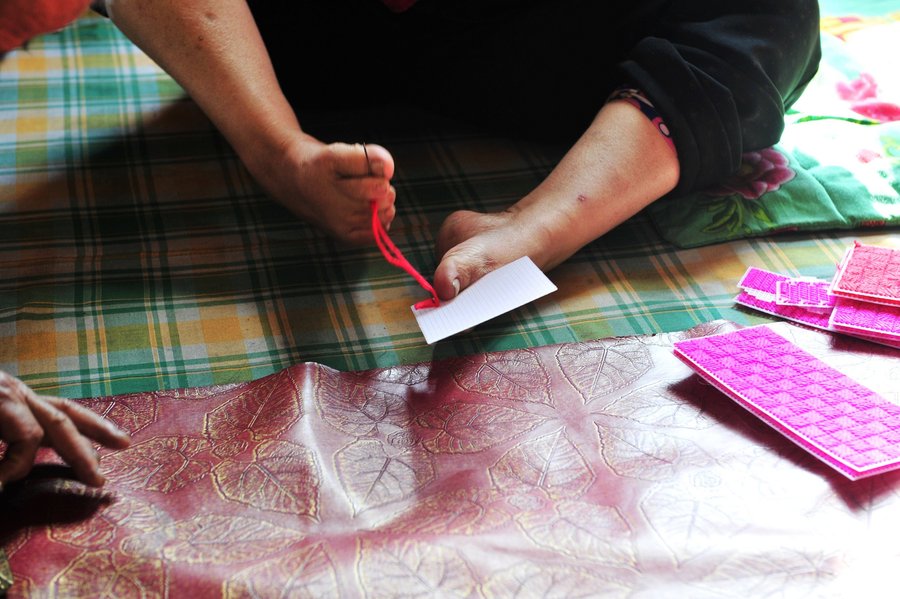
[706,147,795,200]
[849,100,900,122]
[837,73,878,101]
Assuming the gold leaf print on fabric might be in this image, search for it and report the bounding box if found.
[489,428,594,500]
[121,514,300,565]
[213,439,320,517]
[641,481,751,565]
[8,575,32,598]
[597,423,709,482]
[357,540,477,599]
[50,498,170,549]
[705,549,840,597]
[369,363,431,387]
[102,436,213,493]
[224,542,340,599]
[316,368,412,437]
[157,382,243,401]
[51,550,167,599]
[516,500,636,568]
[416,403,548,454]
[453,349,552,405]
[482,562,632,598]
[335,439,434,515]
[86,394,158,436]
[204,370,302,444]
[556,340,653,404]
[379,488,509,535]
[2,528,30,560]
[602,385,714,430]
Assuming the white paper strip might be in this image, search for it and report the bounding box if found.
[412,256,557,344]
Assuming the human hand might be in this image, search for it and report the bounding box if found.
[0,371,131,490]
[250,137,397,245]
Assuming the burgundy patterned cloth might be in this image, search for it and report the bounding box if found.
[2,321,899,597]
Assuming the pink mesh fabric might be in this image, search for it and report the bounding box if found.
[674,325,900,480]
[775,278,835,312]
[830,242,900,307]
[735,267,900,349]
[830,298,900,342]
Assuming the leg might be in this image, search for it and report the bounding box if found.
[433,100,679,298]
[106,0,398,244]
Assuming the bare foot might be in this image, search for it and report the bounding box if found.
[434,203,573,300]
[248,137,397,245]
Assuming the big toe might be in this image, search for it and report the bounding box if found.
[433,239,503,300]
[436,210,494,258]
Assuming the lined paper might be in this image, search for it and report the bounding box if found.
[413,257,557,344]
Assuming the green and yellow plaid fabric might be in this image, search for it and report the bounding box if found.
[1,15,895,398]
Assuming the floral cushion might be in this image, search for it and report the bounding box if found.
[650,9,900,247]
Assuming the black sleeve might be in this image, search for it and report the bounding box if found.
[618,0,821,195]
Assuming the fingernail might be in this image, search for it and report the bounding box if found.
[452,278,460,297]
[370,160,384,177]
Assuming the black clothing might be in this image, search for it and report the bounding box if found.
[248,0,821,195]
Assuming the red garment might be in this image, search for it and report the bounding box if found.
[0,0,91,52]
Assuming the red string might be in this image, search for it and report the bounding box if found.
[371,200,440,309]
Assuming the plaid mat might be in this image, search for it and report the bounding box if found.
[1,14,897,398]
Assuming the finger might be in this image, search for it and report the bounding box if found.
[0,399,43,486]
[44,396,131,449]
[25,394,106,487]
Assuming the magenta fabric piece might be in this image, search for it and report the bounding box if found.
[830,298,900,342]
[830,243,900,307]
[673,325,900,480]
[775,278,835,312]
[735,267,900,349]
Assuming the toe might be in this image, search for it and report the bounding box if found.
[434,241,499,300]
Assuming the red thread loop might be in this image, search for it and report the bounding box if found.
[371,200,440,310]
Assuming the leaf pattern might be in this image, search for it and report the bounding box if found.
[84,393,158,436]
[224,542,340,599]
[705,550,840,597]
[641,481,751,564]
[204,370,303,444]
[482,562,632,598]
[597,423,710,482]
[316,368,412,437]
[50,498,170,549]
[379,488,509,535]
[515,500,636,568]
[358,540,477,599]
[370,363,431,387]
[556,340,653,404]
[454,350,552,405]
[335,439,434,514]
[489,428,594,500]
[121,515,301,565]
[102,436,213,493]
[51,550,167,598]
[601,385,714,430]
[213,440,320,517]
[417,403,548,453]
